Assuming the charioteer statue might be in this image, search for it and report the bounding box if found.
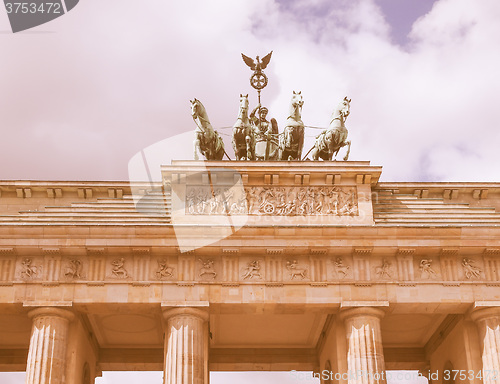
[250,103,279,160]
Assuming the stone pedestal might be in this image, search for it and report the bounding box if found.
[471,307,500,384]
[340,307,386,384]
[26,307,75,384]
[163,307,209,384]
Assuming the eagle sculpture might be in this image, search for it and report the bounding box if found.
[241,51,273,73]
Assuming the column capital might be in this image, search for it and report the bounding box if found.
[339,306,386,322]
[27,306,75,322]
[162,307,209,322]
[470,306,500,323]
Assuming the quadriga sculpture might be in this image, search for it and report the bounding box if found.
[191,98,225,160]
[232,94,255,160]
[279,91,304,161]
[310,97,351,161]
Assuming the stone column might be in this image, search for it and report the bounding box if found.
[340,307,386,384]
[163,307,209,384]
[471,307,500,384]
[26,307,75,384]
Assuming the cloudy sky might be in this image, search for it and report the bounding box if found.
[1,0,499,382]
[1,0,500,183]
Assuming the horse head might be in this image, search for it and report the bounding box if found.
[340,96,351,119]
[292,90,304,109]
[238,94,249,120]
[190,98,203,120]
[287,91,304,122]
[330,96,351,127]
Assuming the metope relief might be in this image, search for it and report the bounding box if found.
[242,261,262,280]
[375,259,392,279]
[462,258,482,279]
[199,259,217,279]
[64,259,82,279]
[110,258,129,279]
[419,259,437,279]
[156,259,174,280]
[185,186,358,216]
[286,260,307,280]
[20,258,41,279]
[332,257,350,278]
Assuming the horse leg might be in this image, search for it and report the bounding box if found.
[343,141,351,161]
[245,135,251,161]
[298,126,304,160]
[311,147,319,161]
[194,139,200,160]
[216,137,224,160]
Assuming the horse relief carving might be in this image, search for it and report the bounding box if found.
[332,257,350,278]
[199,259,217,279]
[111,258,129,279]
[156,259,174,279]
[286,260,307,280]
[20,258,40,279]
[375,259,392,279]
[242,261,262,280]
[185,186,358,216]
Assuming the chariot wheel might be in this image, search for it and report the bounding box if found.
[262,202,275,214]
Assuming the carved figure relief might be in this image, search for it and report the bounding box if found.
[186,186,358,216]
[20,258,40,279]
[462,258,482,279]
[64,259,82,279]
[286,260,307,280]
[199,259,217,279]
[156,259,174,279]
[419,259,436,279]
[332,257,350,278]
[375,259,392,279]
[111,258,129,279]
[242,260,262,280]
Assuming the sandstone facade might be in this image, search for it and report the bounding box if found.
[0,161,499,383]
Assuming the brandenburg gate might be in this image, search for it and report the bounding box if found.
[1,160,500,383]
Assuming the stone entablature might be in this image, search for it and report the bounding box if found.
[1,162,500,384]
[1,247,499,286]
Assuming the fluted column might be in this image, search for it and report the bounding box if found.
[26,307,75,384]
[340,307,386,384]
[471,307,500,384]
[163,307,209,384]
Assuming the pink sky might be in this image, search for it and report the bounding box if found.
[1,0,500,383]
[1,0,499,183]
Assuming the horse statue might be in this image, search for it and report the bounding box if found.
[191,98,225,160]
[232,94,255,160]
[309,97,351,161]
[279,91,304,160]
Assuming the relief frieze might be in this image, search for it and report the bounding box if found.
[2,253,497,285]
[185,186,358,216]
